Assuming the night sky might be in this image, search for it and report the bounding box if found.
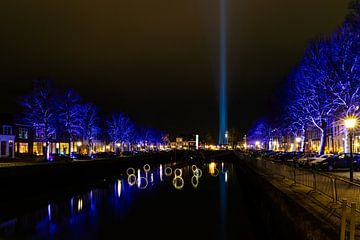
[0,0,350,138]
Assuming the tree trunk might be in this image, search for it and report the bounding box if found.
[300,126,305,152]
[268,138,272,150]
[45,122,50,160]
[88,140,92,157]
[319,121,327,155]
[69,138,72,156]
[46,141,50,161]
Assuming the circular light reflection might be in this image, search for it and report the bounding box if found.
[174,168,182,177]
[194,169,202,178]
[165,167,173,176]
[128,174,137,186]
[126,168,135,176]
[191,175,199,188]
[137,177,148,190]
[143,164,150,172]
[173,176,184,190]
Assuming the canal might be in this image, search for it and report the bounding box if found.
[0,158,292,240]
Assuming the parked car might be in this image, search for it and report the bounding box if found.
[318,153,360,171]
[296,153,318,166]
[70,152,92,160]
[48,153,71,162]
[284,152,305,163]
[307,154,334,166]
[271,152,303,163]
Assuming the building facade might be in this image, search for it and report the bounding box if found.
[0,124,15,158]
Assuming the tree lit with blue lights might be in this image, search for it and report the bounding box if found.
[248,2,360,155]
[20,79,166,160]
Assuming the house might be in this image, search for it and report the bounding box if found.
[14,123,33,155]
[303,119,359,154]
[171,134,198,150]
[0,116,15,158]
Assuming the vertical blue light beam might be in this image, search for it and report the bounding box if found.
[219,0,228,145]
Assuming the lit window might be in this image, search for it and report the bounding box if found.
[18,128,28,139]
[19,143,28,153]
[35,127,45,139]
[3,126,12,135]
[33,142,44,155]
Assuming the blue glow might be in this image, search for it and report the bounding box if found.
[47,204,51,221]
[218,0,228,145]
[219,166,228,238]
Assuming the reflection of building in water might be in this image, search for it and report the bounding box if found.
[209,162,216,175]
[117,180,122,198]
[159,164,163,181]
[77,198,83,212]
[47,204,51,221]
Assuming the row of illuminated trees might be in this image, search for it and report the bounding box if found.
[248,1,360,155]
[20,80,167,159]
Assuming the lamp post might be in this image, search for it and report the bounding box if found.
[116,143,121,155]
[77,141,82,154]
[345,117,357,182]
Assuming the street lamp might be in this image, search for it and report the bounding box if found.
[345,117,357,182]
[255,141,260,150]
[77,141,82,154]
[116,143,121,155]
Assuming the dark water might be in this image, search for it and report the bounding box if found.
[0,161,262,240]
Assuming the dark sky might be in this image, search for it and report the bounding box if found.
[0,0,350,139]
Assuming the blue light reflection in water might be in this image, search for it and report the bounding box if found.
[0,162,249,240]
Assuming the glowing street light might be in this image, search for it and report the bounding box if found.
[77,141,82,154]
[255,141,260,150]
[345,118,357,129]
[345,116,357,182]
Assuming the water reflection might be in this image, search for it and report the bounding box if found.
[127,162,221,192]
[164,166,172,176]
[191,165,202,189]
[47,204,51,221]
[159,164,163,181]
[77,198,83,212]
[0,161,233,239]
[117,180,122,198]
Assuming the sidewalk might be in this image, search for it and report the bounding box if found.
[235,152,360,239]
[333,171,360,182]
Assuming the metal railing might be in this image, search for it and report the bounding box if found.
[238,153,360,208]
[235,152,360,239]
